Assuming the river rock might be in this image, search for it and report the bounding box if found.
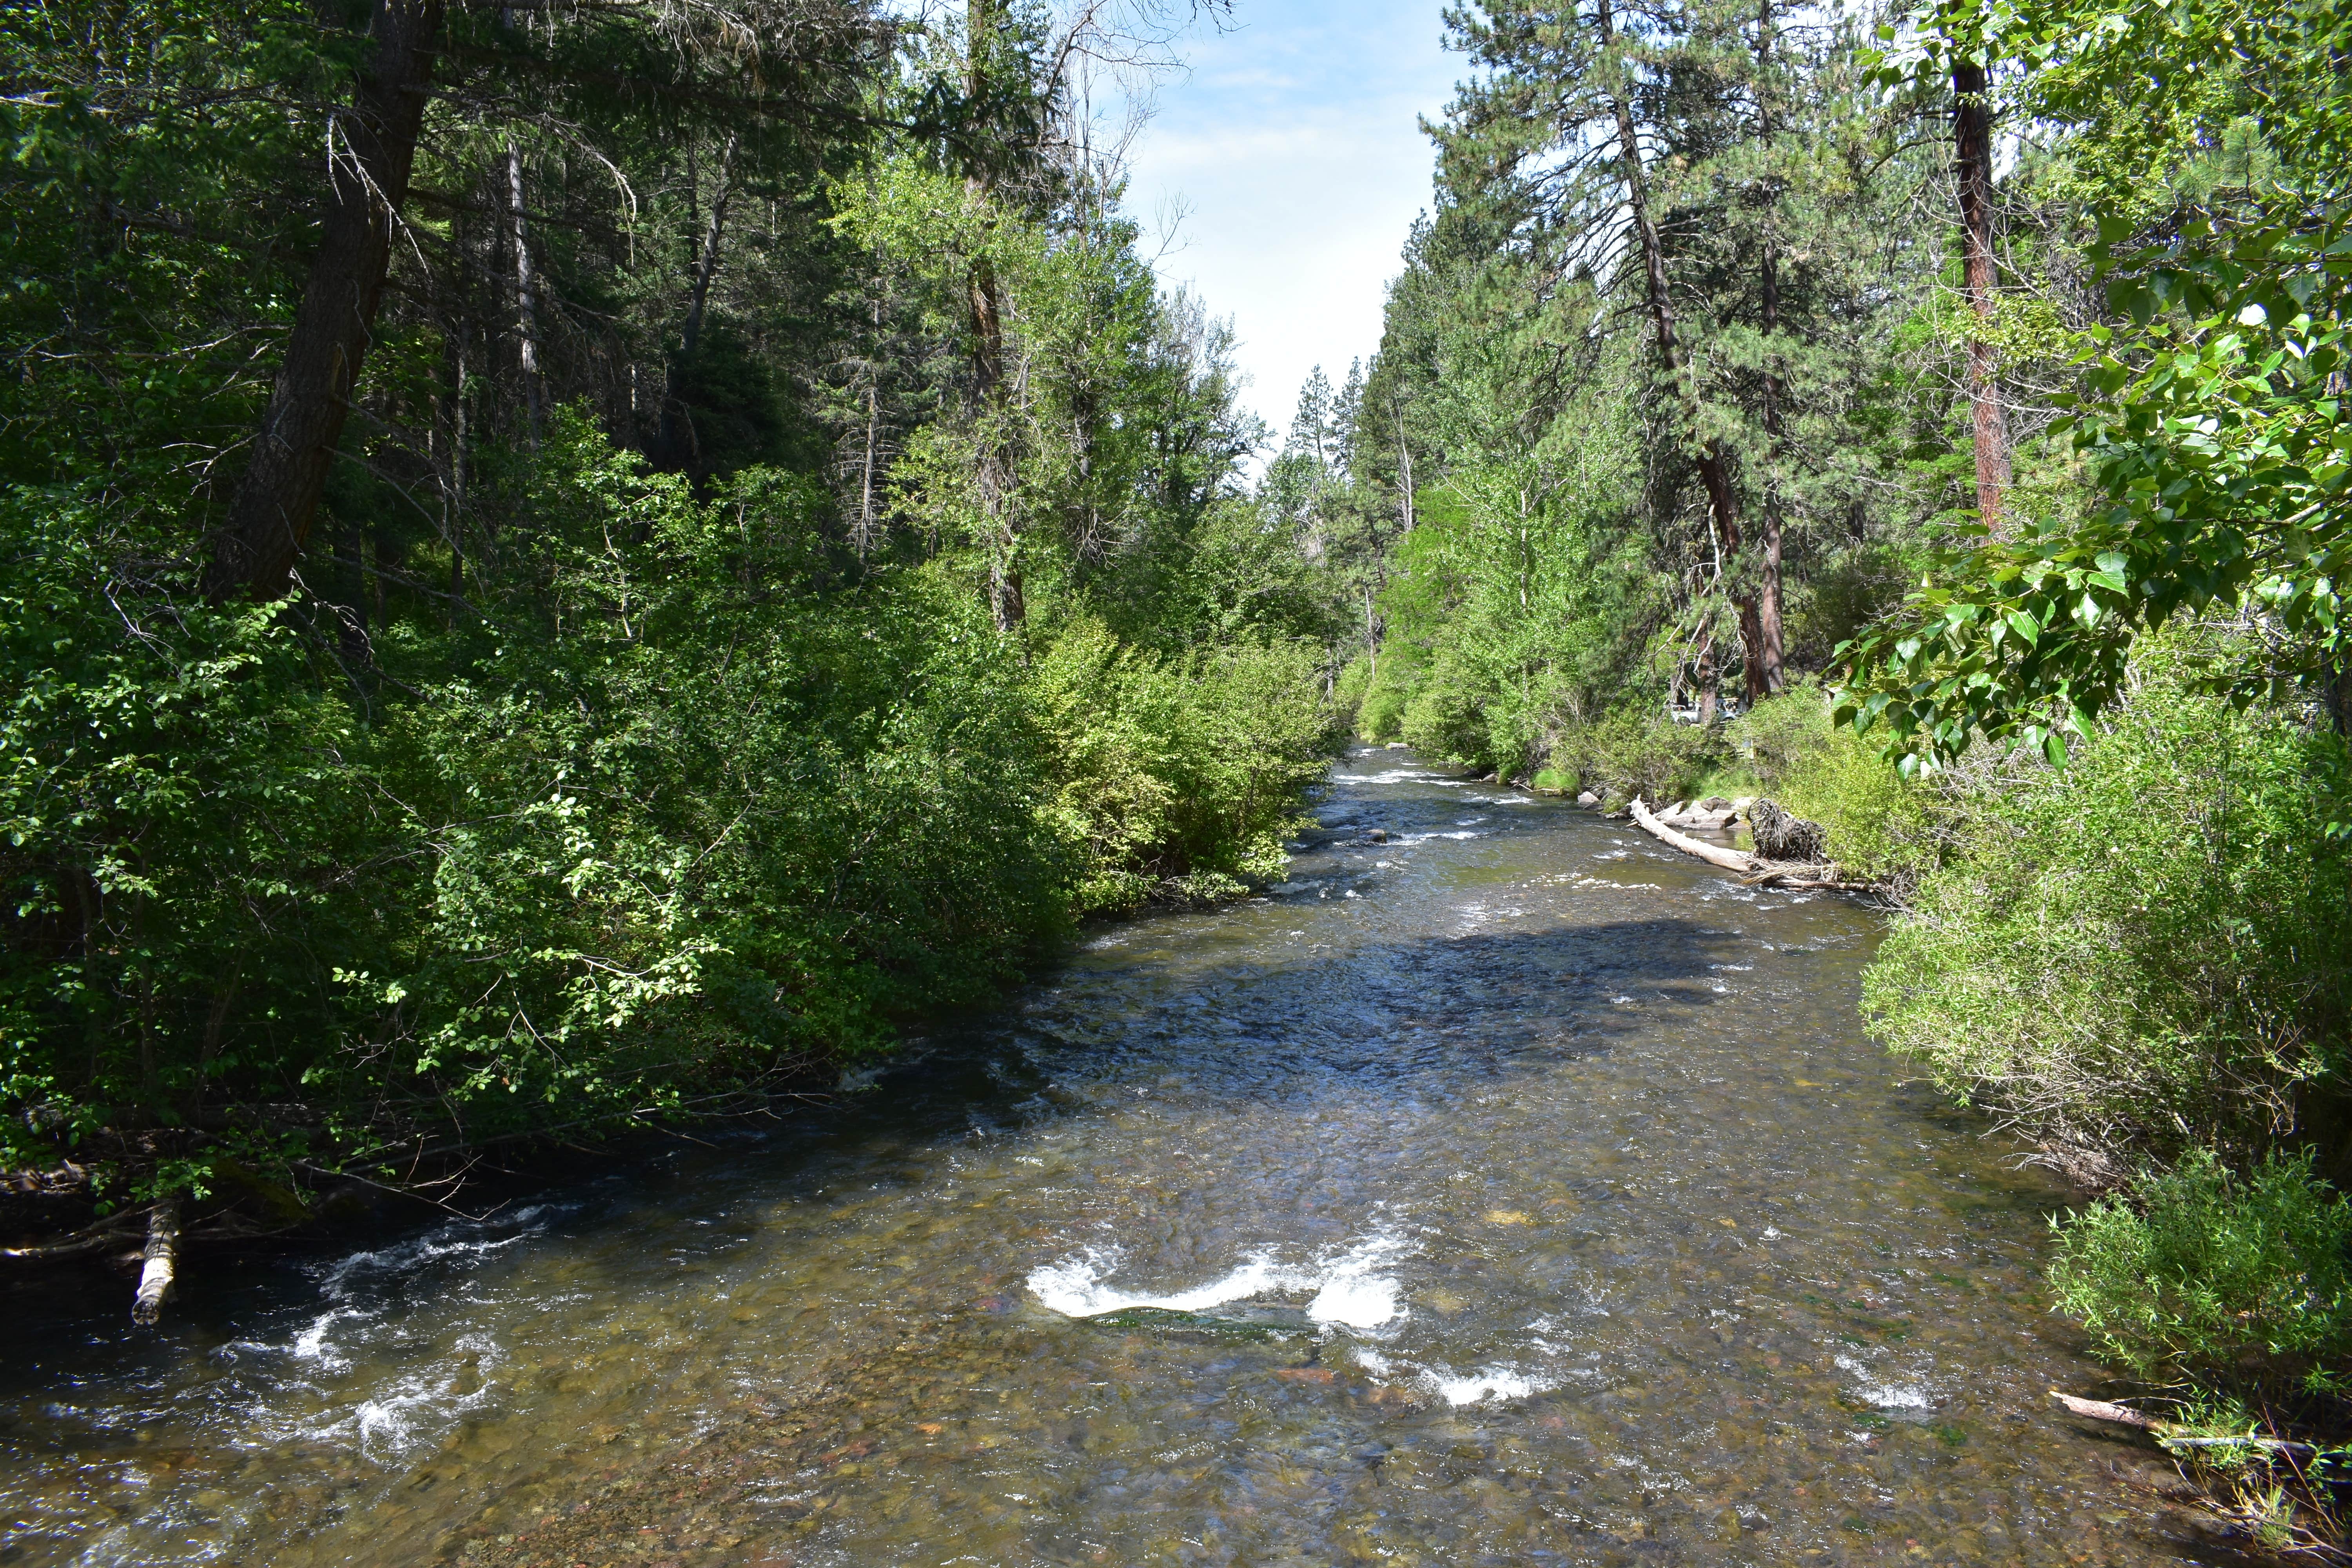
[1576,791,1600,808]
[1085,1305,1307,1341]
[1366,828,1388,843]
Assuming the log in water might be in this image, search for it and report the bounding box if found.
[0,750,2195,1564]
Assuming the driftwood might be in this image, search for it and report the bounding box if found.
[1629,799,1869,891]
[2052,1390,2167,1431]
[131,1194,180,1327]
[1749,797,1827,862]
[1628,799,1751,871]
[2049,1390,2320,1456]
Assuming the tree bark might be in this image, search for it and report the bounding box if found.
[131,1194,180,1326]
[1749,0,1786,701]
[964,0,1023,631]
[1631,798,1753,873]
[1393,394,1415,532]
[657,133,738,472]
[1953,58,2011,535]
[506,139,543,445]
[1600,0,1759,696]
[207,0,446,601]
[446,339,467,619]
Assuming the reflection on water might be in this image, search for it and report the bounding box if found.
[0,749,2225,1565]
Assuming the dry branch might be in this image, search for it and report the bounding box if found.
[2051,1390,2167,1430]
[0,1215,144,1262]
[2049,1391,2321,1458]
[1629,798,1753,872]
[131,1195,180,1327]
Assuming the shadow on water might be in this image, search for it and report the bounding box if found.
[0,754,2239,1568]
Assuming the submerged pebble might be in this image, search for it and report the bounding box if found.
[0,751,2182,1566]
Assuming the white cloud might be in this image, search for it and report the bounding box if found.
[1120,0,1461,457]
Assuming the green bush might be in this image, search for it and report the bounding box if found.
[2051,1149,2352,1379]
[1032,621,1338,913]
[1351,652,1415,742]
[1399,650,1490,763]
[1553,710,1726,808]
[1862,655,2352,1163]
[0,420,1341,1194]
[1733,686,1944,884]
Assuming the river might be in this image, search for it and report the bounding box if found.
[0,748,2218,1565]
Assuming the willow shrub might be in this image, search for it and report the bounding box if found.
[2050,1149,2352,1380]
[1733,685,1944,886]
[1,420,1338,1191]
[1033,621,1339,912]
[1862,659,2352,1167]
[1550,710,1725,808]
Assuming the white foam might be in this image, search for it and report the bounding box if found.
[313,1209,546,1301]
[1430,1367,1546,1405]
[1305,1230,1411,1328]
[1028,1246,1296,1318]
[291,1308,364,1372]
[1833,1353,1933,1409]
[343,1356,501,1459]
[1027,1225,1412,1330]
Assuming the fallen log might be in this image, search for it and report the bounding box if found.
[2052,1390,2167,1431]
[2049,1391,2321,1458]
[2163,1435,2319,1456]
[1743,863,1876,892]
[1630,798,1878,893]
[131,1194,180,1327]
[1,1214,145,1262]
[1628,798,1753,873]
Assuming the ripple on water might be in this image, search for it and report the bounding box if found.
[0,750,2202,1567]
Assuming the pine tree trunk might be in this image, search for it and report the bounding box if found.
[658,133,738,473]
[967,0,1021,631]
[1393,394,1415,531]
[207,0,446,601]
[1749,0,1786,701]
[506,140,543,445]
[1953,58,2011,534]
[1600,0,1759,695]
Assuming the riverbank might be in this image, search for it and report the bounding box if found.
[0,748,2212,1566]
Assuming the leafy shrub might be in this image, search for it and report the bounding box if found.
[1733,686,1944,886]
[1031,621,1338,913]
[2051,1149,2352,1379]
[1863,655,2352,1163]
[1348,652,1416,743]
[1552,710,1726,808]
[1399,650,1490,763]
[1782,541,1918,671]
[0,420,1340,1192]
[1357,682,1408,742]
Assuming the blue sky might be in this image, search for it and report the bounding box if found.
[1120,0,1464,452]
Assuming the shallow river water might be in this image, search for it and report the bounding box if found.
[3,749,2225,1566]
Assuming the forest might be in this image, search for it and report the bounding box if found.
[0,0,1356,1237]
[1295,0,2352,1497]
[5,0,2352,1517]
